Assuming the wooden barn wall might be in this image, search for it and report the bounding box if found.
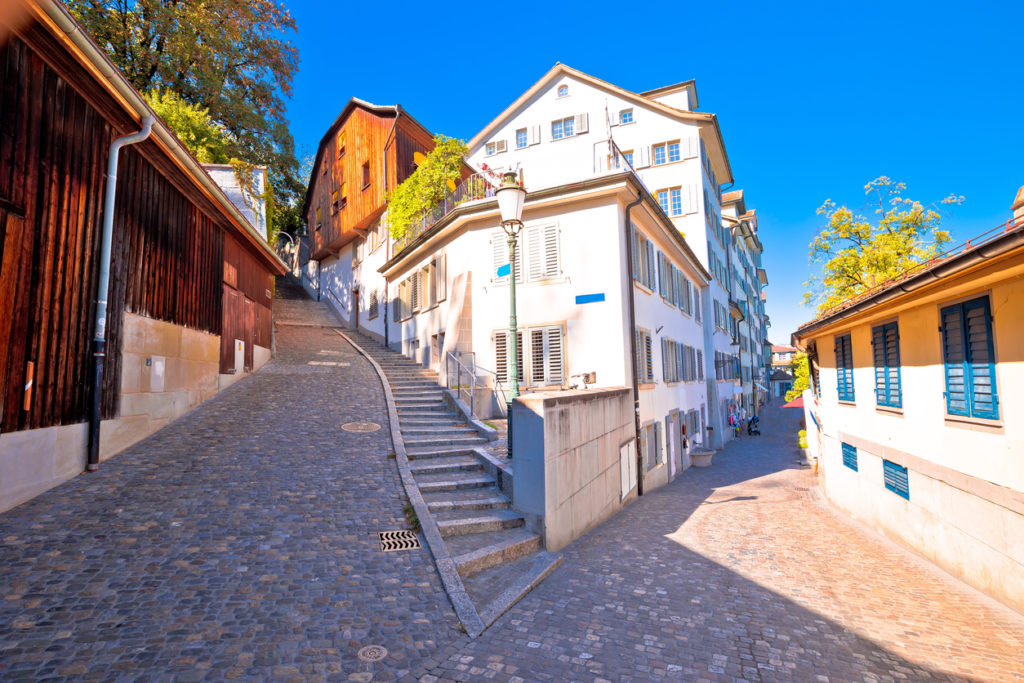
[220,235,272,372]
[0,32,235,431]
[391,120,434,190]
[0,36,113,433]
[308,107,391,257]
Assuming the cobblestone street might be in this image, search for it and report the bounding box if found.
[0,298,466,681]
[3,286,1024,682]
[427,403,1024,683]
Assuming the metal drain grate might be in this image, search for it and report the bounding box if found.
[342,421,381,433]
[378,529,420,552]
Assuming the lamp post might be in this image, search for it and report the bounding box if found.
[496,171,526,459]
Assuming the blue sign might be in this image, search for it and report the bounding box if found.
[575,293,605,304]
[496,263,511,277]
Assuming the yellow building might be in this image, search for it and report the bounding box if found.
[794,193,1024,614]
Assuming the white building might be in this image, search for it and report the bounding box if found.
[202,164,268,240]
[465,64,762,447]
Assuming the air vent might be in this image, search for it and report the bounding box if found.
[378,529,420,552]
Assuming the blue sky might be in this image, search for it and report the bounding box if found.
[282,0,1023,342]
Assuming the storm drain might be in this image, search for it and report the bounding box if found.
[378,529,420,552]
[357,645,388,662]
[342,421,381,433]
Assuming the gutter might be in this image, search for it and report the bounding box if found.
[795,223,1024,341]
[623,191,645,496]
[41,0,286,275]
[87,116,154,472]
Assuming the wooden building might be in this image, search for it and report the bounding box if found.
[0,0,286,512]
[302,99,436,260]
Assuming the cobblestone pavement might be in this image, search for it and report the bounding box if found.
[0,308,468,681]
[427,403,1024,683]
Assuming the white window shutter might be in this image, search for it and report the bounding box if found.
[526,226,543,281]
[543,224,559,279]
[530,125,542,145]
[684,136,698,159]
[492,231,505,284]
[639,146,650,168]
[644,333,653,383]
[546,326,564,385]
[575,113,589,134]
[495,330,508,383]
[437,253,447,301]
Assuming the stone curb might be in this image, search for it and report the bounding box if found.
[334,329,487,639]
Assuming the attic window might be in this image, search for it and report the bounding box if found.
[619,108,633,124]
[362,162,370,189]
[557,85,569,97]
[338,130,346,157]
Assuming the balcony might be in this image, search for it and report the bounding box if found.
[393,173,499,254]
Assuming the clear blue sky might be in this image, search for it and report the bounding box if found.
[281,0,1023,343]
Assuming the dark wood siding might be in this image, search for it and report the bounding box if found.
[219,235,272,373]
[1,29,273,430]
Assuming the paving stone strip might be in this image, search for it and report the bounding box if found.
[337,329,562,639]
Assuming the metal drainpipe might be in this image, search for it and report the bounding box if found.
[623,190,645,496]
[87,116,155,472]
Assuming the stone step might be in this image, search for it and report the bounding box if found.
[388,380,441,388]
[391,390,446,399]
[407,455,482,476]
[399,417,466,427]
[415,471,493,493]
[401,425,478,436]
[434,509,523,538]
[394,397,445,406]
[471,551,564,629]
[405,445,479,460]
[396,403,449,413]
[449,528,542,577]
[404,434,488,448]
[422,487,511,512]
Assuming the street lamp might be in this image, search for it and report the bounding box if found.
[496,171,526,459]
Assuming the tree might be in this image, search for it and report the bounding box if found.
[67,0,303,234]
[143,89,231,164]
[803,177,962,313]
[385,136,469,241]
[785,352,809,402]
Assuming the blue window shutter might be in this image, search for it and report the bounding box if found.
[835,334,854,402]
[883,460,909,499]
[841,442,858,471]
[872,322,902,408]
[871,326,886,405]
[963,297,999,419]
[940,303,970,416]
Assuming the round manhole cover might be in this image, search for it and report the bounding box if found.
[342,422,381,433]
[357,645,388,662]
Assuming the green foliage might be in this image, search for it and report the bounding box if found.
[402,504,420,533]
[803,177,963,313]
[68,0,302,233]
[785,352,810,402]
[386,136,469,241]
[144,89,231,163]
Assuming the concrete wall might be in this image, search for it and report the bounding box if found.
[0,312,222,513]
[804,256,1024,613]
[511,387,634,552]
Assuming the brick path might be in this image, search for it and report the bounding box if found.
[426,403,1024,683]
[0,305,467,681]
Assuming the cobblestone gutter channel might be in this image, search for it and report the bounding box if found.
[335,329,488,638]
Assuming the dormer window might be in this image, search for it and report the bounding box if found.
[557,84,568,97]
[619,108,633,124]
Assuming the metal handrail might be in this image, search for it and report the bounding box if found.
[472,363,510,417]
[445,351,477,417]
[394,173,498,254]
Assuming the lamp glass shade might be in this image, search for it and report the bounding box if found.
[496,172,526,224]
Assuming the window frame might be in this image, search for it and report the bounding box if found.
[515,128,528,149]
[834,333,855,402]
[871,320,902,409]
[551,116,575,141]
[841,442,858,471]
[619,108,633,125]
[940,295,999,420]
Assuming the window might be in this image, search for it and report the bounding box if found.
[631,227,657,290]
[486,139,507,156]
[492,229,523,285]
[315,206,322,230]
[834,333,855,402]
[557,84,568,97]
[368,290,379,319]
[670,188,682,216]
[530,326,564,386]
[883,460,909,499]
[525,224,560,282]
[619,108,633,124]
[622,150,634,167]
[494,330,524,385]
[657,190,670,215]
[361,162,370,189]
[635,328,654,384]
[696,349,704,381]
[432,253,447,302]
[551,117,575,140]
[337,130,346,157]
[516,128,528,149]
[872,321,901,408]
[411,270,422,312]
[340,181,347,208]
[841,443,858,471]
[331,190,339,214]
[652,141,681,166]
[640,422,662,470]
[940,296,999,419]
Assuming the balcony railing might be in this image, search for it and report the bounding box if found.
[393,173,499,254]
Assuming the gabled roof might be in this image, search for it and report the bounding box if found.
[772,345,797,353]
[300,98,434,217]
[770,369,794,381]
[722,189,746,214]
[639,79,699,109]
[467,63,733,184]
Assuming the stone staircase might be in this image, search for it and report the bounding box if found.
[343,329,562,630]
